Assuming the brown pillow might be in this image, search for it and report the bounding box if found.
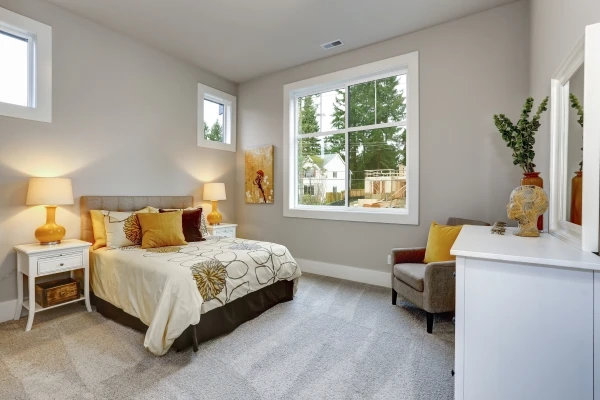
[159,207,205,242]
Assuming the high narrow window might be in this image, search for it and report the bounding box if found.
[0,7,52,122]
[198,84,236,151]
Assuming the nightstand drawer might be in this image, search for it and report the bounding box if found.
[37,252,82,275]
[218,227,235,237]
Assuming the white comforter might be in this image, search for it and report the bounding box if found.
[90,236,301,355]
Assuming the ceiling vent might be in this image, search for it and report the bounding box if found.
[321,39,344,50]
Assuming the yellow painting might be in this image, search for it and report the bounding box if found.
[245,145,274,204]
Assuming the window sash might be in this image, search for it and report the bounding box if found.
[293,71,408,210]
[203,98,228,144]
[0,25,35,108]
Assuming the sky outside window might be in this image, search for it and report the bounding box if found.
[0,31,28,106]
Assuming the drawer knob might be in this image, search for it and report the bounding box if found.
[60,263,64,267]
[59,291,66,296]
[453,272,456,278]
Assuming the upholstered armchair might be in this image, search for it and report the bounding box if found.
[391,217,489,333]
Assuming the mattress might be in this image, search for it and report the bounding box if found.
[90,236,301,355]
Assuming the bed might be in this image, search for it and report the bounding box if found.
[81,196,301,356]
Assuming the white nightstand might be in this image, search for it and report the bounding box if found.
[14,239,92,331]
[207,223,237,238]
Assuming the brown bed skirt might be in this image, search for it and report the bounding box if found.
[91,279,295,352]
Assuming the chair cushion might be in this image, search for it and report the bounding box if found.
[393,263,426,292]
[423,221,463,263]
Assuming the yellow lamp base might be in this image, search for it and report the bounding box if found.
[35,206,66,245]
[207,200,222,225]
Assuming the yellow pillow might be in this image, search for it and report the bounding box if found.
[137,211,187,249]
[89,206,157,250]
[423,221,463,264]
[90,210,107,250]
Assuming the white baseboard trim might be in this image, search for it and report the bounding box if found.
[0,299,19,324]
[296,258,391,288]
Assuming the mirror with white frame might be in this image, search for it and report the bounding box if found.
[550,23,600,252]
[564,64,584,226]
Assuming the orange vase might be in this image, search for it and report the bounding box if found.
[570,171,583,226]
[521,172,544,231]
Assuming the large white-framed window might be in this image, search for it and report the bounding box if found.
[0,7,52,123]
[283,52,419,224]
[197,83,237,152]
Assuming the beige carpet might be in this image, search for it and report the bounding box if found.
[0,273,454,399]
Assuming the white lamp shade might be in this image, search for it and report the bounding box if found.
[26,177,74,206]
[203,182,226,201]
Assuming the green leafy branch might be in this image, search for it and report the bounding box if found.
[569,93,584,171]
[493,96,549,173]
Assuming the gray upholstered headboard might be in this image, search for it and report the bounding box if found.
[80,196,193,243]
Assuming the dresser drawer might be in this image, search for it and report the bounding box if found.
[37,252,83,275]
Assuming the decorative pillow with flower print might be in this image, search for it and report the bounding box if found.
[103,209,154,248]
[91,206,157,250]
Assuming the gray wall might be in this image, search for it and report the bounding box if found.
[236,1,529,272]
[529,0,600,190]
[0,0,237,302]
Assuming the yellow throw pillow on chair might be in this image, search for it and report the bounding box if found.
[423,221,463,264]
[137,211,187,249]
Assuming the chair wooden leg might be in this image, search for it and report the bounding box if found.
[392,289,397,305]
[426,312,434,334]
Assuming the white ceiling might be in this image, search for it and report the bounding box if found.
[45,0,517,83]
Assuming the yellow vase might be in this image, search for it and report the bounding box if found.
[570,171,582,226]
[35,206,66,244]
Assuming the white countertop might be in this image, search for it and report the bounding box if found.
[451,225,600,271]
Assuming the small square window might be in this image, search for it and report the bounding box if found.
[198,84,236,151]
[0,31,29,107]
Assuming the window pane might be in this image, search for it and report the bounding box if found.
[349,75,407,128]
[298,89,345,134]
[349,81,375,127]
[204,99,225,143]
[298,133,346,206]
[0,31,28,106]
[376,74,406,124]
[348,128,407,209]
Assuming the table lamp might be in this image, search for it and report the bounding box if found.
[203,182,226,225]
[26,177,74,245]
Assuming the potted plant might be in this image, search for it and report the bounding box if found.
[494,96,549,229]
[569,93,584,225]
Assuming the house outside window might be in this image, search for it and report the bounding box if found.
[0,7,52,122]
[283,53,419,224]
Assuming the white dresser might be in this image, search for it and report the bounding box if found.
[451,225,600,400]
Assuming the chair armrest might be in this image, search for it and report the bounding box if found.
[423,261,456,313]
[391,247,426,264]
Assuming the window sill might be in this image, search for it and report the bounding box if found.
[197,138,236,152]
[284,206,418,225]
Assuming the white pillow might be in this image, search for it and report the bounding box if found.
[104,207,155,248]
